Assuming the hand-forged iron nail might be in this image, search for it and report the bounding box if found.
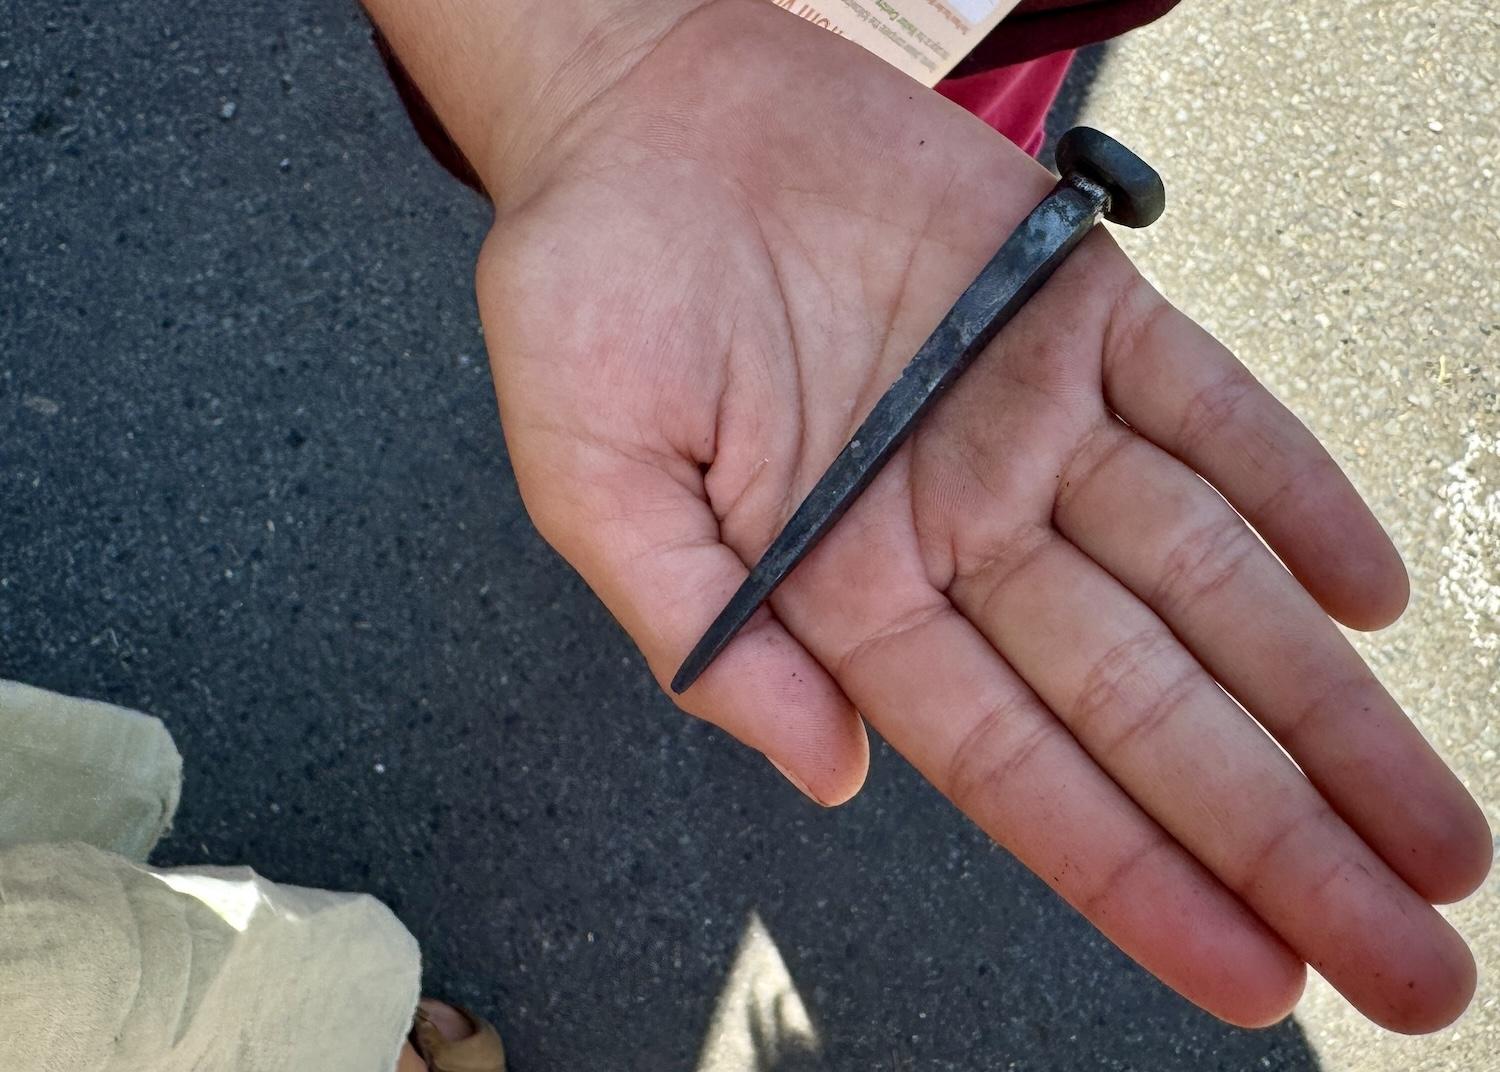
[672,128,1165,694]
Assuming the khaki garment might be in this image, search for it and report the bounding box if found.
[0,681,422,1072]
[0,680,182,863]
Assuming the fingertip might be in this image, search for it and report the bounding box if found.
[1191,913,1307,1030]
[1094,848,1308,1031]
[1218,959,1307,1030]
[1323,901,1479,1035]
[757,672,870,807]
[1364,786,1491,908]
[1412,802,1494,906]
[665,614,869,806]
[1321,535,1410,632]
[1369,927,1478,1035]
[812,716,872,806]
[769,726,870,807]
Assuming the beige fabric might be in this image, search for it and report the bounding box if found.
[0,843,422,1072]
[0,680,182,862]
[0,682,423,1072]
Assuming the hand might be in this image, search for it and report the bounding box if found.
[422,0,1488,1032]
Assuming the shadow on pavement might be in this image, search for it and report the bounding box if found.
[1041,44,1112,171]
[2,5,1319,1070]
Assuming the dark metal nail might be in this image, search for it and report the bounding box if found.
[672,128,1165,694]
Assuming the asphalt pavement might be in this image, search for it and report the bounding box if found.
[2,1,1493,1070]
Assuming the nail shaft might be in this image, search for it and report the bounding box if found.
[672,173,1112,694]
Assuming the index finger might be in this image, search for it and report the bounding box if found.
[1101,276,1409,630]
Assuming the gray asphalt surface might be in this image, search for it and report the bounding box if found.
[1,2,1491,1070]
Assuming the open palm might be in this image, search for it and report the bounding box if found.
[475,1,1489,1033]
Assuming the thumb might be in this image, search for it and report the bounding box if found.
[519,444,869,806]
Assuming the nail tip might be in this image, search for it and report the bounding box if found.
[673,627,725,694]
[669,663,698,695]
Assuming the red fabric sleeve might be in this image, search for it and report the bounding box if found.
[954,0,1180,74]
[936,47,1076,156]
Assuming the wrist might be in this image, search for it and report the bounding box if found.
[363,0,716,205]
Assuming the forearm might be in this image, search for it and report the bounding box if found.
[361,0,713,203]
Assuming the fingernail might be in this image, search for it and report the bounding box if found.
[768,757,824,805]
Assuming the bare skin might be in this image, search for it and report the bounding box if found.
[398,1000,474,1072]
[364,0,1491,1033]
